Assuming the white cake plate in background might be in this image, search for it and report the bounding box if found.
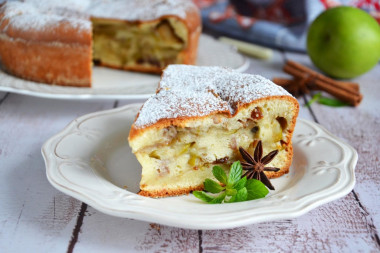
[0,35,249,100]
[42,104,357,230]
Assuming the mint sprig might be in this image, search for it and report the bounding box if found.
[193,161,269,204]
[305,92,349,107]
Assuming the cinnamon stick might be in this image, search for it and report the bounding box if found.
[272,78,296,87]
[314,79,362,106]
[272,78,301,96]
[283,60,363,106]
[285,60,360,94]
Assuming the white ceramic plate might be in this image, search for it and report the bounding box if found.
[0,35,248,100]
[42,104,357,230]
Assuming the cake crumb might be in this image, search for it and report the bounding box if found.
[150,223,161,233]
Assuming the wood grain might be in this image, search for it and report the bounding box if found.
[0,91,8,99]
[285,52,380,248]
[73,207,199,252]
[0,50,379,252]
[203,193,379,252]
[289,54,380,237]
[0,93,114,252]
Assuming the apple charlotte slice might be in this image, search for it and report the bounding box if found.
[128,65,299,197]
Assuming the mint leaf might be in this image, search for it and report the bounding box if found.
[227,161,242,186]
[193,161,271,204]
[227,194,237,203]
[305,92,321,107]
[318,97,348,107]
[226,188,237,196]
[305,92,348,108]
[233,176,247,191]
[246,179,269,200]
[210,192,226,204]
[235,187,248,202]
[228,187,248,203]
[193,191,214,203]
[212,166,227,185]
[204,179,224,193]
[193,191,227,204]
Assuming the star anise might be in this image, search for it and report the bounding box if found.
[239,141,280,190]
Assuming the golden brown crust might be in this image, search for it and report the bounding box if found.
[178,25,201,66]
[139,184,204,197]
[175,7,202,66]
[266,142,293,178]
[0,34,92,87]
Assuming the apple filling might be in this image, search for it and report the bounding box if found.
[133,100,294,194]
[92,17,188,69]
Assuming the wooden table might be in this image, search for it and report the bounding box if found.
[1,49,379,252]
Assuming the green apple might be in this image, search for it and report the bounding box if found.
[307,6,380,79]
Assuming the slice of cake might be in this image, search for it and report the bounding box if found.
[128,65,299,197]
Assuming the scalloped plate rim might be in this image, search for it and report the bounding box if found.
[42,104,357,229]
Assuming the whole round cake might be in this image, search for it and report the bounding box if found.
[0,0,201,87]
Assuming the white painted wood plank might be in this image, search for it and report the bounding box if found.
[0,91,8,100]
[202,193,379,252]
[0,94,115,252]
[284,52,380,244]
[75,207,199,253]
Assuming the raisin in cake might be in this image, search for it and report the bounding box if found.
[128,65,299,197]
[0,0,200,87]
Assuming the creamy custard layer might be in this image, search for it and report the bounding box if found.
[132,100,295,194]
[92,17,188,69]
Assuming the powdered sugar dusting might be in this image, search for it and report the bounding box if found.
[87,0,197,21]
[0,1,91,32]
[0,0,197,34]
[134,65,292,128]
[136,88,230,128]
